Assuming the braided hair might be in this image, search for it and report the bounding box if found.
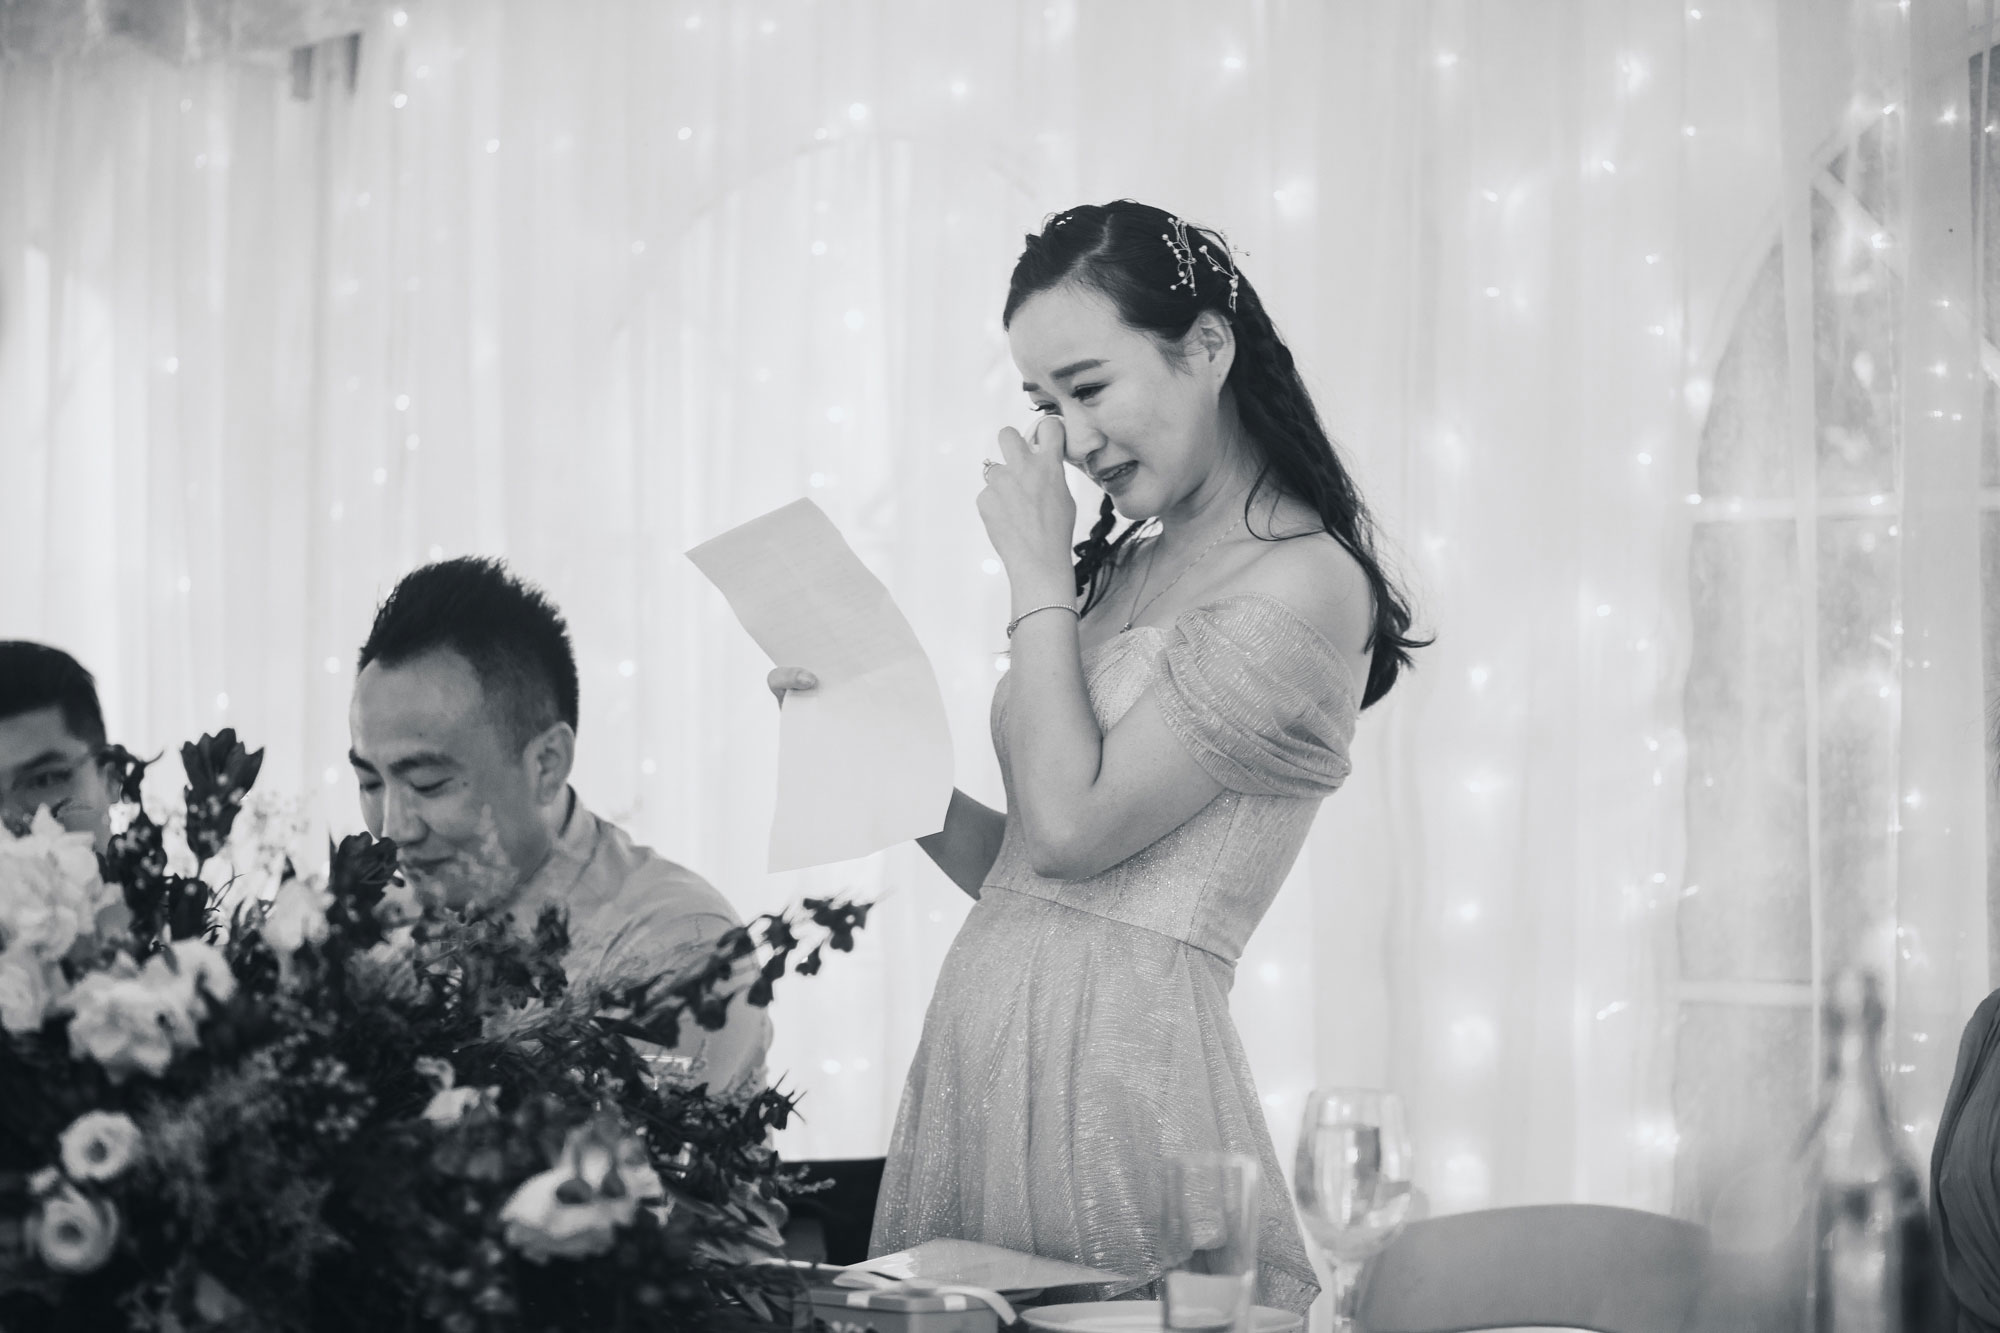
[1001,201,1428,709]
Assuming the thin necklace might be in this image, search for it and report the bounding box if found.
[1121,517,1243,633]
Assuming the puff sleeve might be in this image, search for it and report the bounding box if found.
[1151,594,1360,799]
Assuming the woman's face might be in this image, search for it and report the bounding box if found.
[1008,282,1233,521]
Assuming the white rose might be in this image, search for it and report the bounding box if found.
[31,1182,120,1274]
[261,876,331,955]
[1,892,84,960]
[500,1168,625,1263]
[0,862,74,959]
[0,810,109,959]
[499,1126,663,1264]
[44,822,105,897]
[59,1111,143,1182]
[0,945,54,1034]
[142,938,237,1015]
[65,970,183,1080]
[422,1086,489,1126]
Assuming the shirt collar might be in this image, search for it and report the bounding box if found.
[501,787,599,920]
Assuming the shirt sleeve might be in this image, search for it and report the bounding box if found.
[1151,594,1361,799]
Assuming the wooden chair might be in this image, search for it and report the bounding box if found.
[1355,1204,1708,1333]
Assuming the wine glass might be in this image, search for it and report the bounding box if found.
[1294,1088,1414,1327]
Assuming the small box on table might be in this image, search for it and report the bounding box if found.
[806,1285,1001,1333]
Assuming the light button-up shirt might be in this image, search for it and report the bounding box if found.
[508,790,771,1099]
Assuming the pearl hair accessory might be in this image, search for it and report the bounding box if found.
[1163,215,1240,312]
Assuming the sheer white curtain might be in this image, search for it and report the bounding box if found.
[1,0,1992,1266]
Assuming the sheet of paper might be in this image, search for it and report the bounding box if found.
[687,499,954,872]
[845,1238,1142,1294]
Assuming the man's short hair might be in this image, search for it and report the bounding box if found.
[0,641,108,748]
[358,557,580,747]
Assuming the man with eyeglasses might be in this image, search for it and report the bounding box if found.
[0,641,117,850]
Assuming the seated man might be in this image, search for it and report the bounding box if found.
[346,557,769,1097]
[0,641,118,850]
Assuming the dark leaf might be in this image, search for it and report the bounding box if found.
[180,730,266,864]
[99,743,152,805]
[325,832,400,948]
[760,916,798,954]
[166,878,210,940]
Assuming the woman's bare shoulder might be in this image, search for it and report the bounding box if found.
[1231,525,1374,662]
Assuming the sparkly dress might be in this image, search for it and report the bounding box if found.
[870,594,1359,1316]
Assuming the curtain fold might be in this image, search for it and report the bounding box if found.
[1,8,1992,1299]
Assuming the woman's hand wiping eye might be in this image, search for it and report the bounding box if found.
[976,416,1079,599]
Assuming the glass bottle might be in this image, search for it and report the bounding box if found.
[1806,969,1933,1333]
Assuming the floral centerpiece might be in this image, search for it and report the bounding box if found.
[0,732,868,1331]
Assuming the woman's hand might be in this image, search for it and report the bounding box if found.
[977,416,1077,607]
[766,668,818,706]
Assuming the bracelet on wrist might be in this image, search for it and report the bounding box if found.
[1006,603,1081,639]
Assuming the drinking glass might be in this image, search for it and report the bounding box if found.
[1294,1088,1414,1327]
[635,1048,695,1092]
[1160,1151,1262,1333]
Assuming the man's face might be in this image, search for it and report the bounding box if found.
[348,650,556,908]
[0,706,113,850]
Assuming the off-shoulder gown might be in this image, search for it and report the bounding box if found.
[870,593,1359,1316]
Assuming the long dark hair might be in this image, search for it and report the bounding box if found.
[1002,200,1428,709]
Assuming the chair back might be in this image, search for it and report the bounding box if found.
[779,1157,885,1266]
[1357,1204,1707,1333]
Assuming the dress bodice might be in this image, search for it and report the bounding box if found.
[987,593,1359,965]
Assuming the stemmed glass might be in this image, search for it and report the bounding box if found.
[1293,1088,1414,1328]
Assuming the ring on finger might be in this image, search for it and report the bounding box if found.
[982,458,999,479]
